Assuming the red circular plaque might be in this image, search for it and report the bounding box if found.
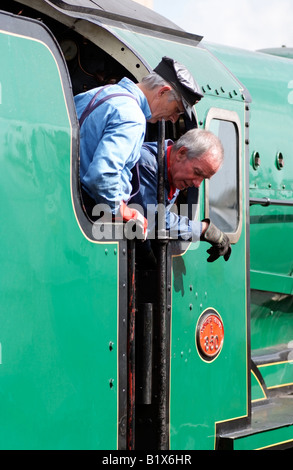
[196,309,224,361]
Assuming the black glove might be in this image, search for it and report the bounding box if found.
[200,219,231,263]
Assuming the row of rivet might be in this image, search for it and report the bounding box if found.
[201,85,245,100]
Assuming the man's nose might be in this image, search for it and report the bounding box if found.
[169,113,179,123]
[192,177,203,187]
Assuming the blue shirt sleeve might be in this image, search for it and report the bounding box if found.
[81,99,146,213]
[75,80,150,214]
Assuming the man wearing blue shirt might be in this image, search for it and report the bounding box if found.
[74,57,203,231]
[131,128,231,263]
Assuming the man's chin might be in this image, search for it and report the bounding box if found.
[147,117,163,124]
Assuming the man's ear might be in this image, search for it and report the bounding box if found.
[176,146,188,160]
[158,85,172,97]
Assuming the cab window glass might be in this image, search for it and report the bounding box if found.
[208,119,239,233]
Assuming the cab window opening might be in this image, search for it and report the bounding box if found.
[205,110,242,243]
[7,2,198,229]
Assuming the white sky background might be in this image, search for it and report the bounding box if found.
[153,0,293,51]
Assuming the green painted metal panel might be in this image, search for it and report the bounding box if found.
[170,237,248,450]
[258,363,293,390]
[251,291,293,351]
[250,271,293,296]
[250,205,293,294]
[167,96,248,450]
[251,290,293,393]
[110,27,245,102]
[0,24,119,449]
[233,426,293,450]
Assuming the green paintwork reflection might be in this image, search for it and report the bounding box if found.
[251,291,293,392]
[0,29,118,449]
[251,291,293,351]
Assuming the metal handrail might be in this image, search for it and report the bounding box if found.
[250,197,293,207]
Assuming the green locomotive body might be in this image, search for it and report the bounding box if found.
[0,0,292,450]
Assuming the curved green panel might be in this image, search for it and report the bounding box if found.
[0,22,119,449]
[110,27,245,102]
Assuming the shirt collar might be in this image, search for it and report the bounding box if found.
[118,77,152,121]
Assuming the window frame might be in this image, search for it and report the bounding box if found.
[204,107,243,244]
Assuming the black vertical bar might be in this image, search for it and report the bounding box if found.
[156,120,168,450]
[157,120,166,209]
[157,239,168,450]
[127,239,136,450]
[139,303,153,405]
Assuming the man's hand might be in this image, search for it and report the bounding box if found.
[200,218,231,262]
[120,201,148,240]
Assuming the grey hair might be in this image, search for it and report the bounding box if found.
[173,128,224,164]
[141,71,180,102]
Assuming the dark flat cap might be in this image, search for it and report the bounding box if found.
[154,56,203,119]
